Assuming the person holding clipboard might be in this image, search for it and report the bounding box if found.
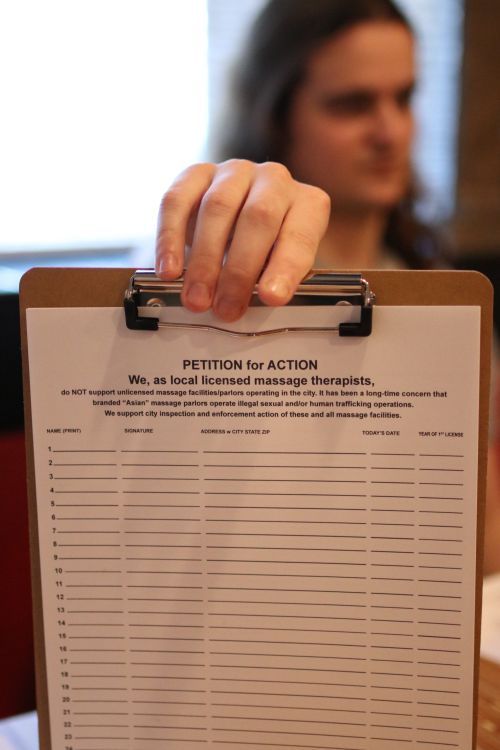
[153,0,500,572]
[156,0,443,320]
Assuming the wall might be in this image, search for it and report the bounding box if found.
[454,0,500,254]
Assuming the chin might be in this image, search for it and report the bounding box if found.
[358,167,409,202]
[362,182,408,210]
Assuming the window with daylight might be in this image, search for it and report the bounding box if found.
[0,0,208,290]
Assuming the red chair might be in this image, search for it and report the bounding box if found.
[0,288,36,718]
[0,429,36,718]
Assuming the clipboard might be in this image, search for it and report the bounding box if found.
[20,267,493,750]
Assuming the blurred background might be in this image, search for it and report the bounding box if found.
[1,0,499,289]
[1,0,499,719]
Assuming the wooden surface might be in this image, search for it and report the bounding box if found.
[478,659,500,748]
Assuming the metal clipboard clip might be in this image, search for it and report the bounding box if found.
[124,270,374,337]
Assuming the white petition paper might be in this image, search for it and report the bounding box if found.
[27,304,481,750]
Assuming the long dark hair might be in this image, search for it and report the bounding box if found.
[216,0,446,269]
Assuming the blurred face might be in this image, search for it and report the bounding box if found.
[286,21,416,214]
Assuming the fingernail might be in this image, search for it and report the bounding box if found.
[185,282,211,309]
[264,277,291,301]
[215,297,244,321]
[158,253,179,277]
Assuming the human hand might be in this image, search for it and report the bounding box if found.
[155,159,330,321]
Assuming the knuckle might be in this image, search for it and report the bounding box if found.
[303,184,331,215]
[159,185,185,215]
[259,161,291,181]
[201,188,238,218]
[160,162,214,212]
[244,198,280,228]
[282,227,318,258]
[178,161,213,180]
[314,186,332,213]
[221,157,254,173]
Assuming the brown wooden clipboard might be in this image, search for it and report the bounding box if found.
[19,267,493,750]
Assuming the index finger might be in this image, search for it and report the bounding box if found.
[155,163,216,279]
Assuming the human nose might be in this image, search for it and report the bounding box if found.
[370,99,412,147]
